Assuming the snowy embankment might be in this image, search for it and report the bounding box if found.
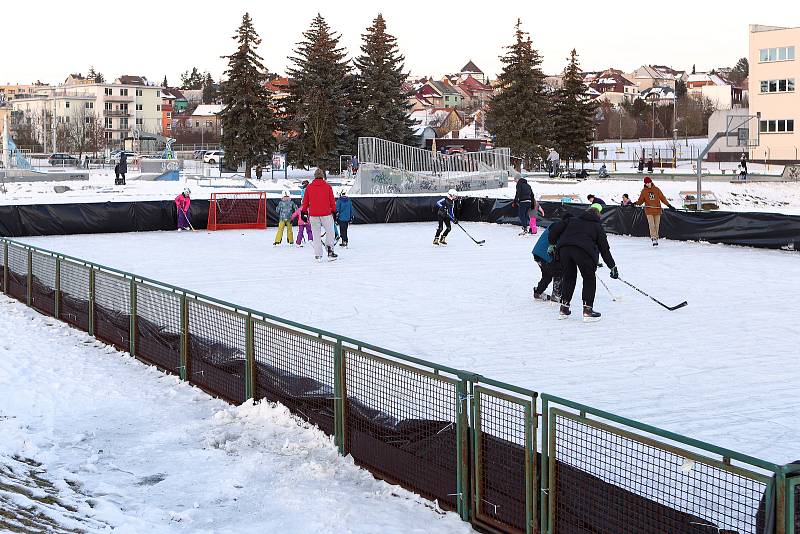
[19,223,800,465]
[0,297,472,533]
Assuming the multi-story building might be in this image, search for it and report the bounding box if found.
[0,83,51,102]
[749,24,798,162]
[11,75,164,150]
[585,69,639,106]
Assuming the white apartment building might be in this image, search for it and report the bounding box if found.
[11,76,163,150]
[749,24,799,162]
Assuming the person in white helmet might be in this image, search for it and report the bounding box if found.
[175,188,191,231]
[433,189,458,245]
[274,190,297,245]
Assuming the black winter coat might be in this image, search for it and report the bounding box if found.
[548,209,615,268]
[514,179,533,203]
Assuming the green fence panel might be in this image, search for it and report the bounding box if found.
[58,260,91,333]
[134,282,182,374]
[547,406,774,534]
[343,347,463,512]
[6,243,28,304]
[1,241,6,294]
[472,385,536,534]
[30,250,57,317]
[788,476,800,534]
[186,298,247,404]
[251,317,337,436]
[93,270,132,351]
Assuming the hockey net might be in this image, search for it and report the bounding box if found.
[207,192,268,231]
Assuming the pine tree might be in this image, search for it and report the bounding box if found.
[181,67,204,90]
[284,14,353,171]
[485,20,550,168]
[202,72,219,104]
[352,14,416,145]
[218,13,275,178]
[162,75,169,88]
[551,49,597,166]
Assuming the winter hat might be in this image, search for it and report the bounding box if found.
[340,189,348,196]
[182,187,191,196]
[448,188,458,198]
[643,177,653,184]
[590,203,603,213]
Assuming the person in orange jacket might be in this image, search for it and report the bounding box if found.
[634,177,675,246]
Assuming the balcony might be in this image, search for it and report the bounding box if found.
[104,109,130,117]
[103,94,134,102]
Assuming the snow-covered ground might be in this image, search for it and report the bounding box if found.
[18,223,800,466]
[0,294,472,533]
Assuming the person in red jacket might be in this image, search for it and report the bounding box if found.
[300,168,338,261]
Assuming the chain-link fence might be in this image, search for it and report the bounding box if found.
[1,236,795,534]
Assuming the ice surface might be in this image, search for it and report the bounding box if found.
[19,222,800,464]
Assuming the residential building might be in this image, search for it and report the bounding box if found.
[749,24,799,162]
[264,77,291,100]
[416,80,463,109]
[639,86,677,106]
[687,72,743,109]
[458,60,487,85]
[10,75,164,150]
[0,83,51,102]
[410,108,465,138]
[164,88,189,113]
[586,69,638,105]
[628,65,683,91]
[450,74,493,108]
[189,104,223,141]
[161,90,176,137]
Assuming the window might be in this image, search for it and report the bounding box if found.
[65,101,70,108]
[760,119,795,133]
[104,131,112,140]
[156,90,161,97]
[136,104,143,111]
[156,104,161,111]
[85,117,92,124]
[166,112,172,119]
[105,88,112,96]
[105,118,113,129]
[120,118,129,129]
[136,118,143,126]
[166,123,171,131]
[759,46,796,63]
[65,116,70,123]
[195,120,200,127]
[136,89,142,96]
[760,78,796,93]
[120,88,128,96]
[105,102,112,111]
[120,103,128,113]
[85,102,93,109]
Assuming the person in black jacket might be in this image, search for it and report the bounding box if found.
[548,203,618,321]
[513,177,533,235]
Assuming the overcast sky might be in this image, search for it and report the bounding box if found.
[2,0,787,86]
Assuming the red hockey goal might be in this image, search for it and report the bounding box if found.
[207,191,268,231]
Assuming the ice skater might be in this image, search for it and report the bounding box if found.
[433,189,458,246]
[335,189,352,247]
[548,203,618,321]
[586,194,606,206]
[529,197,545,234]
[175,188,191,231]
[531,215,569,302]
[274,190,296,245]
[513,177,533,235]
[634,177,675,246]
[300,168,338,262]
[291,206,312,247]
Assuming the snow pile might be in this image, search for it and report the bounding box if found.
[19,223,800,465]
[0,298,471,533]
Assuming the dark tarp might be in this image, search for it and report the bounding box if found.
[1,196,798,250]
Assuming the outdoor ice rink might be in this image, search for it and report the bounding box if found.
[20,221,800,464]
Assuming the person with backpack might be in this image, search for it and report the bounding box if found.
[548,203,618,321]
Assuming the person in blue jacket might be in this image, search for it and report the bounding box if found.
[531,213,570,301]
[433,189,458,245]
[335,189,353,247]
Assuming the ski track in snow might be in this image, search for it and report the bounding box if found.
[18,222,800,465]
[0,298,473,533]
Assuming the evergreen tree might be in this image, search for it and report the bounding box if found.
[87,66,104,83]
[485,20,550,168]
[218,13,275,178]
[551,49,597,166]
[729,57,749,85]
[162,75,169,88]
[181,67,204,90]
[284,14,353,171]
[352,14,416,145]
[202,72,219,104]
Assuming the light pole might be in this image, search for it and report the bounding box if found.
[646,92,658,140]
[673,93,678,168]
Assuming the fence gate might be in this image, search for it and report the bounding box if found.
[472,385,536,534]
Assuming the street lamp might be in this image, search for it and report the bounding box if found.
[646,91,659,140]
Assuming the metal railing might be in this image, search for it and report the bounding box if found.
[1,236,796,534]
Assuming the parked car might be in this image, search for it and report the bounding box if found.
[193,150,208,160]
[48,153,79,166]
[203,150,225,164]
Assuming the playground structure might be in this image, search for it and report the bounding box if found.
[350,137,513,194]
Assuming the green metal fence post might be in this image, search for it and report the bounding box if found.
[245,314,254,400]
[788,476,797,534]
[778,471,787,534]
[525,396,536,534]
[456,379,470,522]
[129,279,137,358]
[333,339,345,455]
[54,257,61,319]
[88,267,95,337]
[26,248,32,306]
[2,241,7,294]
[180,293,188,381]
[470,383,481,524]
[540,397,550,534]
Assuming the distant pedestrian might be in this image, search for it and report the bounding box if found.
[587,194,606,206]
[646,157,654,173]
[740,152,748,174]
[548,203,618,321]
[255,164,263,180]
[350,155,359,176]
[598,163,609,178]
[114,164,122,185]
[118,151,128,185]
[634,177,675,246]
[638,155,645,172]
[547,148,560,177]
[83,155,89,169]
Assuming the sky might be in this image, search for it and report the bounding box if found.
[2,0,792,86]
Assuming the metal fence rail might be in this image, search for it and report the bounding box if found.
[0,236,795,534]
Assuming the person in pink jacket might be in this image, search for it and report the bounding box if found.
[291,206,313,246]
[175,188,191,231]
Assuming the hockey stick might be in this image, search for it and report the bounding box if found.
[618,278,687,311]
[184,210,196,232]
[598,277,620,302]
[455,222,485,245]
